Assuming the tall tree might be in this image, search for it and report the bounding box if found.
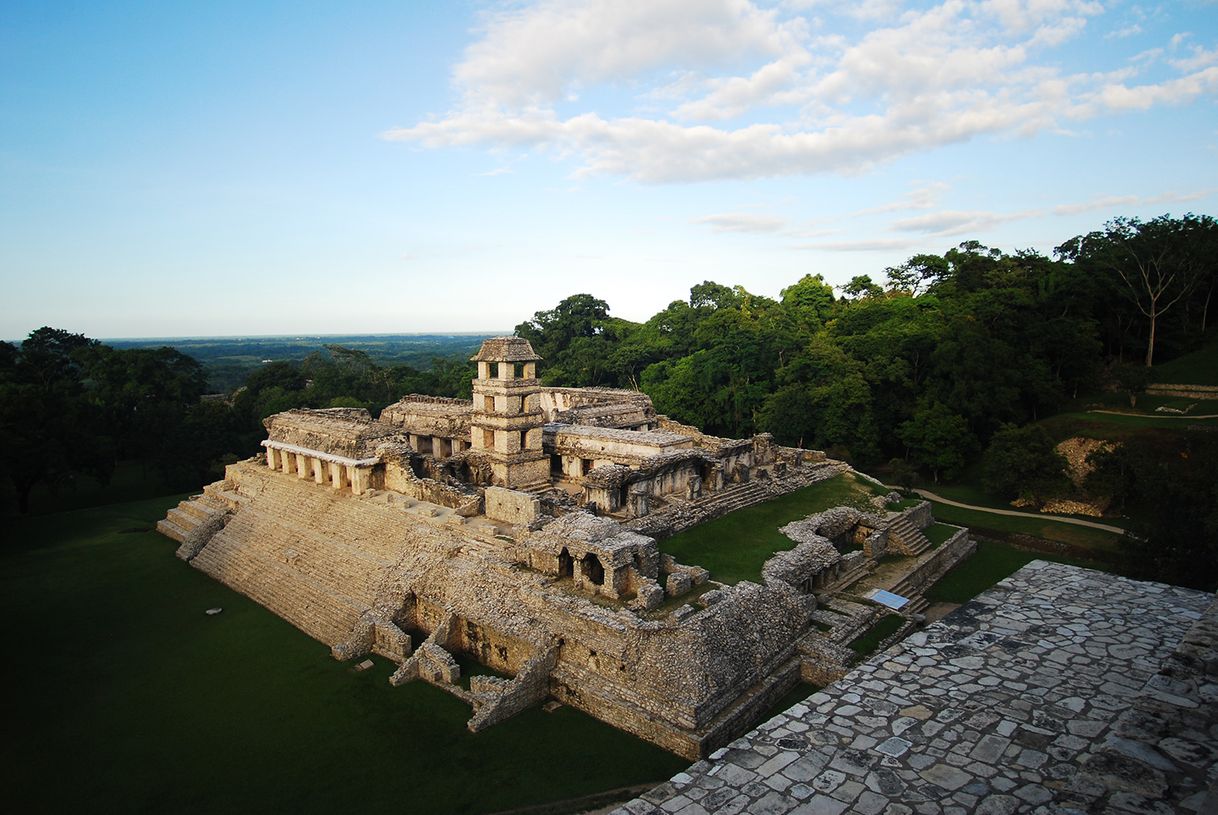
[1057,215,1211,366]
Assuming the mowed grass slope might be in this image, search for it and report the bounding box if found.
[659,473,883,584]
[0,497,685,814]
[1151,334,1218,385]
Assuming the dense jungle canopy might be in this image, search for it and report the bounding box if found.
[3,213,1216,587]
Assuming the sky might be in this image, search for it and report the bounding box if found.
[2,0,1216,339]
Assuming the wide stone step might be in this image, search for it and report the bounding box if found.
[156,518,188,543]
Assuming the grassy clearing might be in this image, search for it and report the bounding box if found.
[924,499,1122,555]
[924,522,958,547]
[848,615,905,657]
[1151,335,1218,385]
[925,539,1095,604]
[0,497,686,814]
[659,473,876,585]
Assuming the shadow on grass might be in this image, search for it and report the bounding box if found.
[0,495,686,814]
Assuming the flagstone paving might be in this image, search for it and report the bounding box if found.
[614,561,1216,814]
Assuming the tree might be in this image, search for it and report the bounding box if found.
[897,401,975,483]
[0,329,114,513]
[1057,215,1211,366]
[980,424,1069,505]
[884,254,948,295]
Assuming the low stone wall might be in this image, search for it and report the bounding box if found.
[900,500,933,531]
[1146,382,1218,400]
[384,458,481,515]
[467,644,559,732]
[484,486,540,525]
[894,527,974,599]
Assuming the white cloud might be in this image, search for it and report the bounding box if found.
[1053,189,1218,215]
[694,213,786,233]
[387,1,1218,183]
[890,208,1042,236]
[1105,24,1142,40]
[794,237,918,251]
[452,0,789,106]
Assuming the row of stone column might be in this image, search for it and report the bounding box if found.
[265,446,371,495]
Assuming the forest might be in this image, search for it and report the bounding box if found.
[2,213,1216,586]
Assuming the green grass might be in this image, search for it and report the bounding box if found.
[1046,410,1218,433]
[0,496,686,814]
[925,539,1095,604]
[1151,335,1218,385]
[924,522,959,547]
[848,615,905,656]
[659,473,876,585]
[924,499,1122,555]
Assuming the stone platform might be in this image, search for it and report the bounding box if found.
[615,561,1217,814]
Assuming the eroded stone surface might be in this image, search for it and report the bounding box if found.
[613,562,1214,814]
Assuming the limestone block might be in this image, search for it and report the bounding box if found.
[666,571,693,597]
[635,579,664,611]
[485,486,541,526]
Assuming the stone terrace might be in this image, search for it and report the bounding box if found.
[614,561,1216,815]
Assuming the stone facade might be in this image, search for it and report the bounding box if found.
[157,336,980,760]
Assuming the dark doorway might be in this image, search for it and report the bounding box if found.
[581,553,605,586]
[558,547,574,579]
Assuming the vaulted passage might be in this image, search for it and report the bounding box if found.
[581,553,604,586]
[558,547,574,579]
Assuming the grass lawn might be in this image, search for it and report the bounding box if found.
[1045,410,1218,433]
[924,499,1122,556]
[924,522,959,547]
[925,539,1097,604]
[848,615,905,657]
[0,496,686,814]
[659,473,879,585]
[1150,335,1218,385]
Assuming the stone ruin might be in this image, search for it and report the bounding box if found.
[158,336,971,758]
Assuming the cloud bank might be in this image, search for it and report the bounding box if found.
[387,0,1218,183]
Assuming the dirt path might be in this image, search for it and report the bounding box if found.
[1087,409,1218,420]
[909,488,1127,534]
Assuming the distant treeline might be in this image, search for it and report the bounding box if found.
[0,333,478,513]
[107,333,494,393]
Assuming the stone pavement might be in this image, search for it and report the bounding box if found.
[613,561,1215,814]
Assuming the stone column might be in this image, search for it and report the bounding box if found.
[350,466,371,496]
[266,446,279,469]
[329,461,344,491]
[281,451,294,474]
[312,458,325,484]
[296,454,310,479]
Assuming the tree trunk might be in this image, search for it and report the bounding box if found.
[1203,285,1214,334]
[1145,310,1157,367]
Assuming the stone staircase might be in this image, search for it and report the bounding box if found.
[886,515,932,557]
[156,492,230,544]
[695,481,769,517]
[173,464,449,647]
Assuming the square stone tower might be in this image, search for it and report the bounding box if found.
[470,337,550,489]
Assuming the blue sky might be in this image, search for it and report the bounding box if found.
[2,0,1216,339]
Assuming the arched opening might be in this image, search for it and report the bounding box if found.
[558,547,574,579]
[581,553,605,586]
